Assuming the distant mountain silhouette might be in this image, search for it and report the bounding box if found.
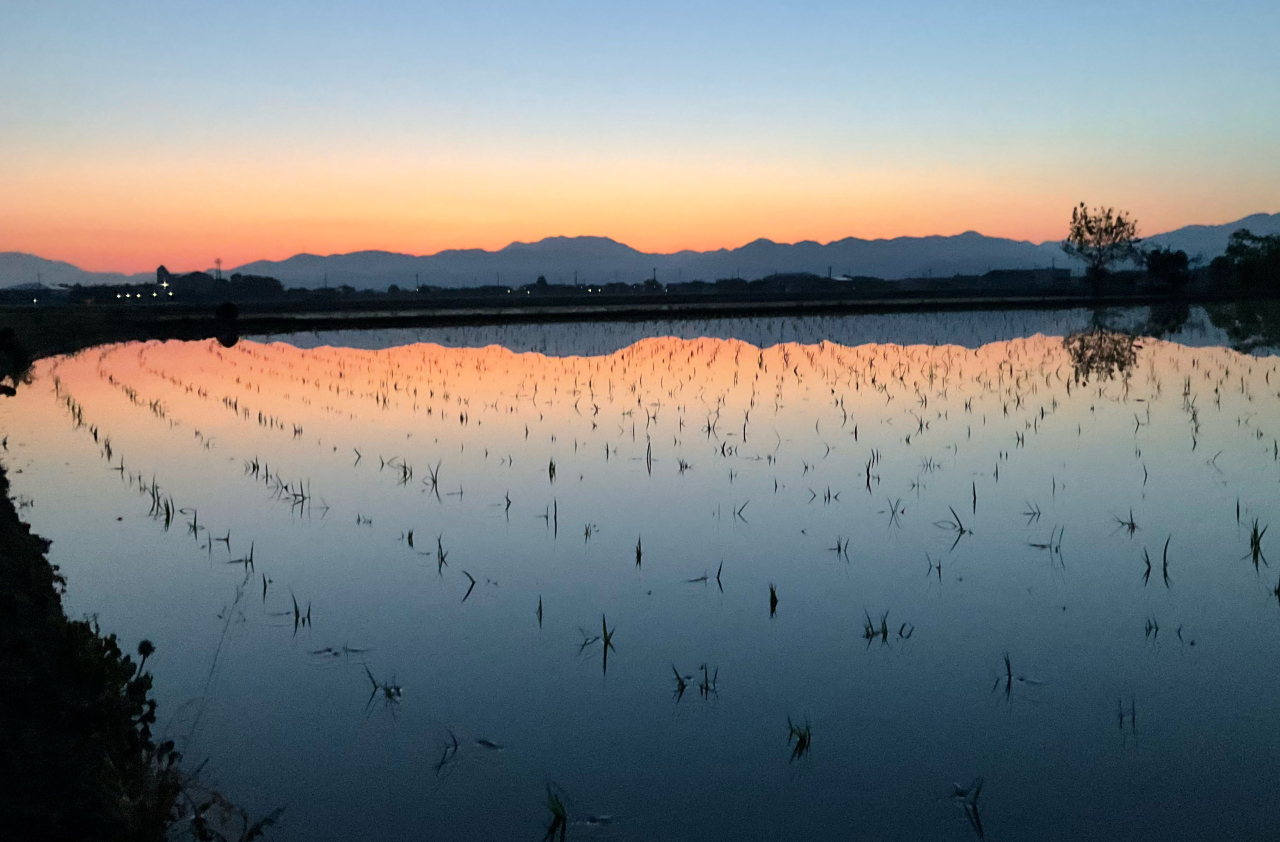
[5,213,1277,289]
[230,213,1280,289]
[0,253,153,289]
[1143,213,1280,261]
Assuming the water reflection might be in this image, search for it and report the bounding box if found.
[1,310,1278,840]
[1064,327,1139,385]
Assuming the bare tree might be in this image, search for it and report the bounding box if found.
[1061,203,1140,278]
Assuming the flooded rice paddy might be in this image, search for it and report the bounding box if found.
[4,308,1280,840]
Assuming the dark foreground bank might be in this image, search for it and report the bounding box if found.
[0,459,183,840]
[0,345,280,839]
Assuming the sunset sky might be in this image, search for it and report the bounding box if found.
[2,0,1277,273]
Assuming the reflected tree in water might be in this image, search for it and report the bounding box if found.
[1141,300,1191,339]
[1207,301,1280,355]
[0,327,33,396]
[1064,326,1139,385]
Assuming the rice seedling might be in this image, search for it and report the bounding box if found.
[672,665,689,701]
[786,715,812,762]
[298,595,312,633]
[1114,510,1139,536]
[1247,519,1268,569]
[434,730,460,776]
[363,665,402,714]
[863,610,890,645]
[425,459,442,500]
[1142,548,1152,586]
[635,536,642,568]
[1029,525,1064,563]
[698,663,718,699]
[232,541,255,571]
[1162,535,1172,587]
[543,785,568,842]
[935,506,972,549]
[951,777,985,839]
[769,583,778,617]
[462,571,476,603]
[576,627,601,653]
[994,652,1012,699]
[601,614,616,673]
[537,596,543,628]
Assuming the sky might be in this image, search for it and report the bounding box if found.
[2,0,1278,273]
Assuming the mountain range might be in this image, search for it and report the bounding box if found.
[4,213,1277,290]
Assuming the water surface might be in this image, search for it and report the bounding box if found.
[4,308,1279,840]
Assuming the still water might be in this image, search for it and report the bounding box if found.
[4,308,1280,840]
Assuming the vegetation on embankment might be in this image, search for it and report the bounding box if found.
[0,459,183,841]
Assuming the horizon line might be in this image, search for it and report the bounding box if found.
[4,209,1276,277]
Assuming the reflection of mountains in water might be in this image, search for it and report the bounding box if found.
[252,307,1233,358]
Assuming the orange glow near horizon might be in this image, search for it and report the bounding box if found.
[1,149,1269,275]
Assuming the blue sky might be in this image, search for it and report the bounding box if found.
[2,0,1277,269]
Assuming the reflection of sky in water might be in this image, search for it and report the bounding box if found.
[251,306,1233,358]
[3,312,1279,841]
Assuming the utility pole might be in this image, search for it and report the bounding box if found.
[215,258,222,280]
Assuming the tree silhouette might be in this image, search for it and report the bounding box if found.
[1061,204,1140,279]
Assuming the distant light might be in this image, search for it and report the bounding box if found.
[116,293,122,298]
[152,292,157,297]
[168,291,173,296]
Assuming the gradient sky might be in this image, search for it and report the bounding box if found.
[2,0,1278,273]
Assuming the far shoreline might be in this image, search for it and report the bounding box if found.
[5,285,1272,363]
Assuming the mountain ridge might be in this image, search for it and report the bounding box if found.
[4,213,1277,290]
